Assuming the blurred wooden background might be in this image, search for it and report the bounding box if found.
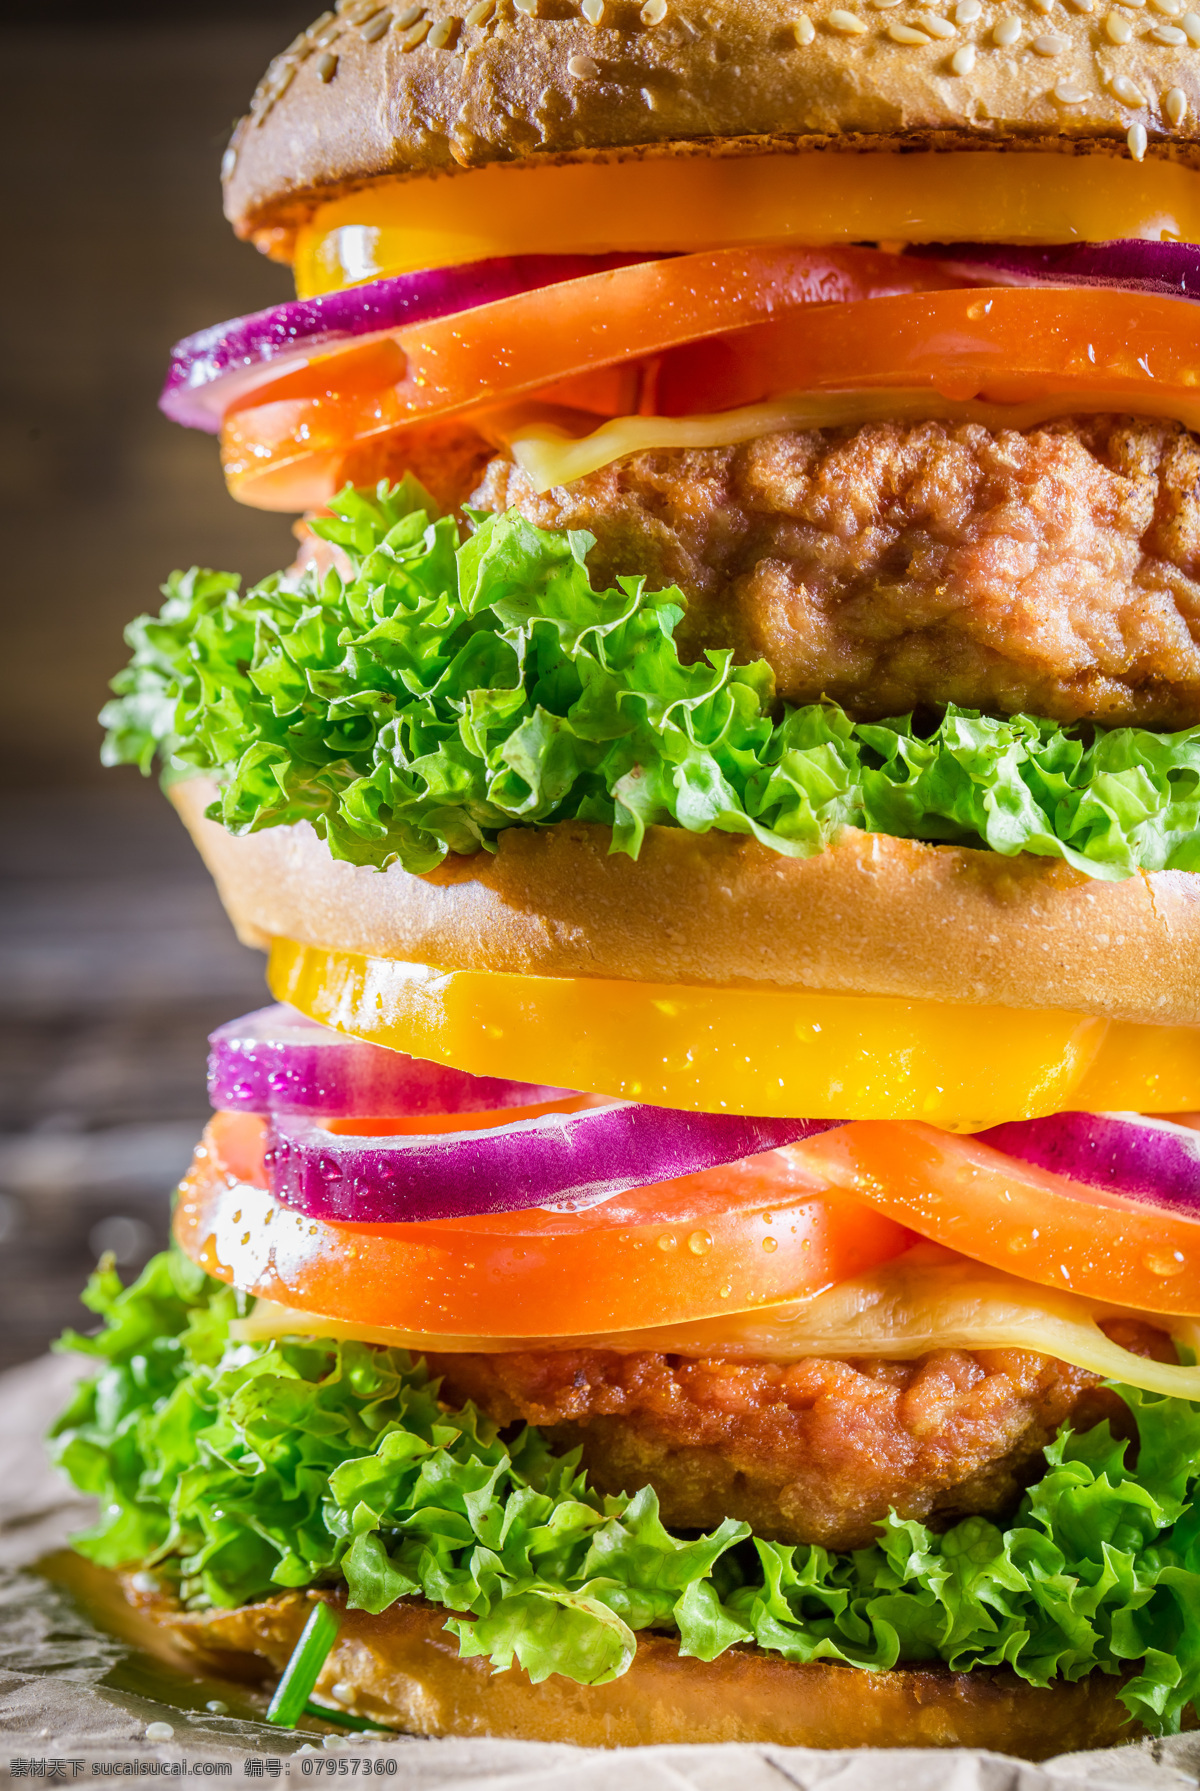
[0,4,327,1364]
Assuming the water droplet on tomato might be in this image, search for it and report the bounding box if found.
[657,1232,677,1252]
[688,1230,712,1256]
[1007,1232,1033,1252]
[1144,1250,1187,1278]
[719,1285,732,1299]
[762,1237,778,1253]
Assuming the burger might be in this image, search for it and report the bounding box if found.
[50,0,1200,1756]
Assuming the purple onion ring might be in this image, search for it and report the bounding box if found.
[209,1004,573,1119]
[263,1106,841,1224]
[906,239,1200,303]
[980,1110,1200,1216]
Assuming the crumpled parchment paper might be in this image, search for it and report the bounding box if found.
[5,1352,1200,1791]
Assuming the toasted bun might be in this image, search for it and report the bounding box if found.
[172,776,1200,1025]
[223,1,1200,249]
[127,1579,1141,1755]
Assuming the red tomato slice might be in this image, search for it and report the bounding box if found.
[793,1121,1200,1315]
[219,246,960,510]
[175,1111,914,1335]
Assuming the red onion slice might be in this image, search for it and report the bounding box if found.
[263,1106,841,1223]
[161,254,664,433]
[209,1003,572,1119]
[906,240,1200,304]
[979,1110,1200,1216]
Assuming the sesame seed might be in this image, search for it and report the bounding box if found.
[144,1726,175,1745]
[641,0,668,20]
[793,12,817,37]
[514,0,537,12]
[463,0,491,17]
[1111,70,1146,101]
[1053,77,1087,96]
[400,15,431,41]
[221,144,237,180]
[1182,8,1200,38]
[1151,0,1183,11]
[1151,19,1188,34]
[828,8,869,28]
[340,0,382,19]
[394,2,425,21]
[427,13,458,44]
[993,14,1021,41]
[873,0,904,8]
[1166,84,1189,123]
[314,48,339,77]
[919,11,957,32]
[1128,120,1148,158]
[568,50,600,72]
[308,8,336,30]
[955,0,981,18]
[265,63,296,100]
[1104,8,1133,37]
[950,40,976,66]
[891,20,932,37]
[581,0,605,17]
[1032,29,1069,46]
[1062,0,1092,9]
[1031,0,1054,12]
[310,19,342,44]
[360,8,392,33]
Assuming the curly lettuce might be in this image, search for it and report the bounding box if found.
[100,478,1200,880]
[50,1251,1200,1727]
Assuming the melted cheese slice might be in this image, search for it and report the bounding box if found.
[231,1244,1200,1401]
[503,390,1200,494]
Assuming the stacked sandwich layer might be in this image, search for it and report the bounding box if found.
[52,0,1200,1754]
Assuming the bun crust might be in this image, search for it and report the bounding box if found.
[172,777,1200,1026]
[224,1,1200,247]
[132,1580,1141,1755]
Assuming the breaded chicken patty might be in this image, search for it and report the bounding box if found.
[431,1322,1168,1551]
[473,415,1200,729]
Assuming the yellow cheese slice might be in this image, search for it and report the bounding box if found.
[503,390,1200,494]
[231,1244,1200,1402]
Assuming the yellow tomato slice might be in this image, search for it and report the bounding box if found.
[266,938,1200,1126]
[792,1120,1200,1315]
[176,1111,912,1334]
[293,153,1200,296]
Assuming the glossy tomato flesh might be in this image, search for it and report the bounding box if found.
[175,1111,914,1335]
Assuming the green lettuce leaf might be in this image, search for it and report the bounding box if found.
[100,479,1200,880]
[50,1252,1200,1727]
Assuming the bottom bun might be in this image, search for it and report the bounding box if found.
[125,1579,1143,1756]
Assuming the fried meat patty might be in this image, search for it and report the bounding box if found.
[431,1321,1169,1551]
[473,416,1200,729]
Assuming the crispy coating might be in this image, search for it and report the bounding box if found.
[474,416,1200,728]
[430,1322,1168,1551]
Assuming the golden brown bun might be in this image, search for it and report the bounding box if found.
[223,0,1200,249]
[172,775,1200,1026]
[129,1580,1142,1755]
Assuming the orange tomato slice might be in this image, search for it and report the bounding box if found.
[219,247,960,509]
[793,1121,1200,1315]
[175,1111,913,1335]
[649,284,1200,416]
[221,274,1200,512]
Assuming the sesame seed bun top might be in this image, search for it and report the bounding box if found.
[224,0,1200,255]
